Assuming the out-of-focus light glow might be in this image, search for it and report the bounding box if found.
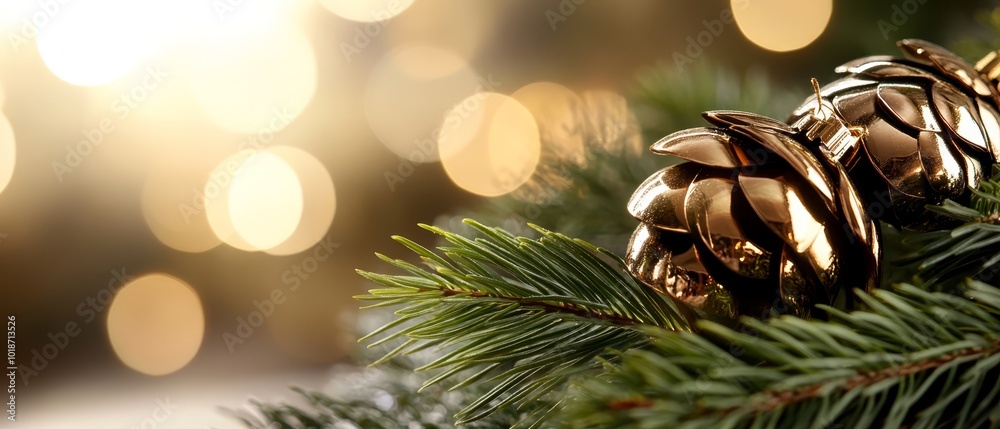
[107,274,204,376]
[264,147,336,256]
[365,45,481,163]
[184,28,317,134]
[206,150,304,251]
[0,114,14,196]
[732,0,831,52]
[36,0,154,86]
[229,151,303,250]
[204,151,258,252]
[384,1,492,58]
[319,0,415,23]
[439,93,540,197]
[578,90,644,154]
[512,82,585,164]
[141,149,224,253]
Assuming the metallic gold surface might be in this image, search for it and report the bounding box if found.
[650,128,739,168]
[917,131,964,196]
[790,39,1000,230]
[627,39,1000,319]
[978,99,1000,162]
[731,125,838,213]
[836,56,926,79]
[627,164,699,232]
[685,178,772,280]
[739,175,822,253]
[627,108,880,319]
[899,39,994,97]
[778,249,810,317]
[876,83,940,132]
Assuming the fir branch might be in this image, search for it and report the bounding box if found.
[900,165,1000,285]
[354,219,690,426]
[565,282,1000,429]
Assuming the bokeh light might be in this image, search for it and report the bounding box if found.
[512,82,585,164]
[319,0,416,23]
[365,45,482,163]
[263,147,337,256]
[0,113,14,196]
[384,1,494,58]
[204,151,258,252]
[141,147,226,253]
[107,274,204,376]
[732,0,832,52]
[205,150,305,251]
[36,0,154,86]
[183,28,318,133]
[439,93,541,197]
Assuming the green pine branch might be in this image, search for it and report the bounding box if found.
[353,219,690,426]
[900,165,1000,285]
[565,282,1000,429]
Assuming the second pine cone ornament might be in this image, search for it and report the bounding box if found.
[627,40,1000,319]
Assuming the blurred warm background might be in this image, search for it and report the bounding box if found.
[0,0,993,427]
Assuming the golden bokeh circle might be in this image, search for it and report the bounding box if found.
[107,274,204,376]
[732,0,832,52]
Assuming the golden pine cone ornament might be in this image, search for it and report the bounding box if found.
[625,111,881,319]
[626,40,1000,319]
[788,39,1000,230]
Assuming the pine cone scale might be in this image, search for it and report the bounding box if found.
[685,177,773,281]
[875,82,939,132]
[627,165,698,233]
[738,175,823,254]
[650,128,741,168]
[730,125,839,213]
[930,81,991,153]
[917,130,965,196]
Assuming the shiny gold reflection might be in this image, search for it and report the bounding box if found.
[439,93,541,197]
[732,0,831,52]
[263,147,337,256]
[107,274,204,376]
